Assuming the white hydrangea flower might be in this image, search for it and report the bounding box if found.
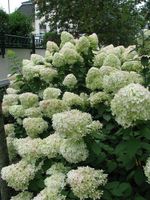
[43,87,61,100]
[86,67,103,90]
[60,42,76,51]
[62,92,83,107]
[32,189,47,200]
[61,47,82,65]
[63,74,77,88]
[89,92,110,107]
[60,31,74,46]
[2,105,9,116]
[45,50,53,62]
[144,157,150,184]
[31,54,44,65]
[3,94,18,106]
[1,160,37,191]
[10,191,33,200]
[52,109,93,139]
[103,71,143,93]
[46,163,70,175]
[93,52,107,68]
[111,83,150,128]
[52,52,66,68]
[80,92,90,107]
[103,53,121,68]
[86,120,103,134]
[101,45,124,58]
[39,66,58,83]
[22,65,41,80]
[23,117,48,138]
[67,166,108,199]
[76,36,90,54]
[25,107,42,118]
[99,65,117,77]
[40,134,62,158]
[7,137,17,161]
[60,139,89,163]
[6,88,18,94]
[22,59,31,66]
[40,99,68,118]
[88,33,99,50]
[121,61,143,72]
[9,80,24,90]
[121,46,137,62]
[34,174,66,200]
[9,105,25,119]
[14,137,43,160]
[44,173,66,192]
[19,93,38,108]
[46,41,59,53]
[4,124,15,137]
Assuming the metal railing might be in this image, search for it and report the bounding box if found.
[0,33,45,58]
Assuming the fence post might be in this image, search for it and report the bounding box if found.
[31,34,35,54]
[0,87,10,200]
[1,32,6,58]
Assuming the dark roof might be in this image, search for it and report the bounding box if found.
[17,1,35,19]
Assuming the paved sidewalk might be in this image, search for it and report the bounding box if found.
[0,48,45,80]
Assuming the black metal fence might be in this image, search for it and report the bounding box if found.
[0,33,44,58]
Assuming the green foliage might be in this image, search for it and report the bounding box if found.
[0,9,32,36]
[8,11,33,36]
[43,31,60,46]
[0,9,9,33]
[35,0,146,46]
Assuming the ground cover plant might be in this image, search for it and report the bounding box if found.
[1,31,150,200]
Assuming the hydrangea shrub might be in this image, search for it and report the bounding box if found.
[1,31,150,200]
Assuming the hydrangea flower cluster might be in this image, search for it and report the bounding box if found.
[63,73,77,88]
[1,160,37,191]
[62,92,83,107]
[10,192,33,200]
[60,139,89,163]
[43,87,61,100]
[23,117,48,138]
[19,93,38,108]
[52,109,100,139]
[103,70,143,93]
[2,31,149,199]
[111,83,150,128]
[67,166,108,199]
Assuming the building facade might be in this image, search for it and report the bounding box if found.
[17,1,50,37]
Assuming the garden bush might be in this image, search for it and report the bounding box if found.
[1,31,150,200]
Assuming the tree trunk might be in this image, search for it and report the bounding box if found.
[0,101,10,200]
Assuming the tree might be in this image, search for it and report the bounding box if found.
[8,11,33,36]
[0,9,9,33]
[43,31,60,46]
[34,0,147,46]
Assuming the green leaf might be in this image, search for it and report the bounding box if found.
[139,127,150,139]
[125,139,141,159]
[134,169,145,186]
[91,142,101,155]
[103,114,111,121]
[102,190,112,200]
[141,142,150,151]
[108,182,132,197]
[135,195,146,200]
[107,161,117,173]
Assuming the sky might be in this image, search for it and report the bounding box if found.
[0,0,25,13]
